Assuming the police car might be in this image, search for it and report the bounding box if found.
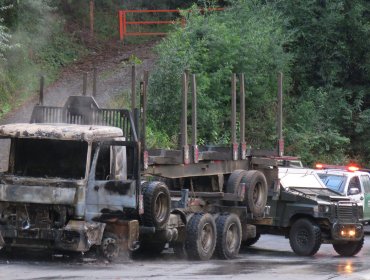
[316,164,370,223]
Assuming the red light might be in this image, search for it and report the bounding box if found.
[316,163,324,169]
[347,165,359,172]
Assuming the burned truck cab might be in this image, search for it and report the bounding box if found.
[0,121,139,258]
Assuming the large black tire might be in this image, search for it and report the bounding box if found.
[185,213,217,261]
[289,218,321,256]
[226,170,248,199]
[333,238,364,257]
[244,170,268,217]
[99,232,120,261]
[215,214,242,259]
[141,181,171,230]
[241,232,261,248]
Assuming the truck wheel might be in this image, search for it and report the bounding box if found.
[289,218,321,256]
[226,169,248,199]
[185,213,217,260]
[141,181,171,230]
[241,232,261,247]
[215,213,242,259]
[333,238,364,257]
[99,232,120,261]
[245,170,268,217]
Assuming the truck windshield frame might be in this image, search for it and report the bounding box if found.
[9,138,89,180]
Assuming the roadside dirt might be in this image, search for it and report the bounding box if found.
[0,39,159,171]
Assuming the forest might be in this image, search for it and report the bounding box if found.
[1,0,370,167]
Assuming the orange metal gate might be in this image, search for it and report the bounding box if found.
[118,8,223,41]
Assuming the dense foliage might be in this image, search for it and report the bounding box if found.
[149,0,370,166]
[149,0,290,149]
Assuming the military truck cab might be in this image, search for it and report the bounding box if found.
[248,168,364,257]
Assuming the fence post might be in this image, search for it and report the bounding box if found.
[82,72,87,96]
[92,66,97,97]
[119,10,124,41]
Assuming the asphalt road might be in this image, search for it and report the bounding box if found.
[0,234,369,280]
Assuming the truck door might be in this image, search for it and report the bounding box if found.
[347,176,362,204]
[360,175,370,221]
[85,142,137,221]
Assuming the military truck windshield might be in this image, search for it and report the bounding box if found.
[9,138,88,179]
[279,168,326,189]
[317,174,347,194]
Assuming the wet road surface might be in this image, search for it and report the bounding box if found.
[0,234,369,280]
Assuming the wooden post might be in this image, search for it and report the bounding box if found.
[89,0,94,39]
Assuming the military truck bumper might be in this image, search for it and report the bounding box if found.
[331,222,364,241]
[0,220,105,252]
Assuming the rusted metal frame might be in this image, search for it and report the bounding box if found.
[191,74,198,163]
[92,67,97,97]
[82,72,88,96]
[39,76,44,106]
[277,72,284,157]
[169,190,243,201]
[231,74,238,160]
[239,73,247,159]
[119,10,124,41]
[144,159,250,179]
[181,72,190,164]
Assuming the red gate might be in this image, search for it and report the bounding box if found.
[119,8,223,41]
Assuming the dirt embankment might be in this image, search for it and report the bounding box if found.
[0,40,158,171]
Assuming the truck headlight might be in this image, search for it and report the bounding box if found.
[318,205,330,213]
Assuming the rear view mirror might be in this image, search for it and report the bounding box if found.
[348,188,360,195]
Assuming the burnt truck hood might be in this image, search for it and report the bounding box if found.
[288,187,349,202]
[0,174,81,205]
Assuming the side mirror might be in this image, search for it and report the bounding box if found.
[348,188,360,195]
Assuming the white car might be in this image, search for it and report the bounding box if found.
[316,168,370,223]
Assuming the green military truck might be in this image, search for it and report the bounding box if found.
[247,167,364,256]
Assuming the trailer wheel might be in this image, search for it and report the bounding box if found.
[215,214,242,259]
[141,181,171,230]
[289,218,321,256]
[245,170,268,217]
[185,213,216,260]
[226,169,248,200]
[241,232,261,247]
[333,238,364,257]
[99,232,120,261]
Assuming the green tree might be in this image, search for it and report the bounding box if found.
[148,0,291,148]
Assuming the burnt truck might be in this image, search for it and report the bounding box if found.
[0,71,364,260]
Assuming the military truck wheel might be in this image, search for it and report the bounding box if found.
[141,181,171,230]
[185,213,217,260]
[241,232,261,247]
[289,218,321,256]
[215,214,242,259]
[333,238,364,257]
[99,232,120,261]
[226,169,248,200]
[245,170,268,217]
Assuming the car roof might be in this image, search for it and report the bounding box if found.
[0,123,123,142]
